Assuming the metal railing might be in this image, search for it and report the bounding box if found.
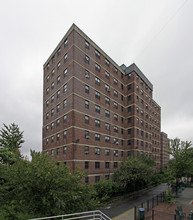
[29,210,112,220]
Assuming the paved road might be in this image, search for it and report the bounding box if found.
[100,184,168,218]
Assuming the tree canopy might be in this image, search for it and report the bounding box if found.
[113,155,156,191]
[0,151,97,220]
[0,123,24,164]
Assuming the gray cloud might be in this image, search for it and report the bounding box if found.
[0,0,192,157]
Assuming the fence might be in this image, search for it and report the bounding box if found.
[29,210,112,220]
[134,191,166,220]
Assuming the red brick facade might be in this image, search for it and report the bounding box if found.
[43,24,168,184]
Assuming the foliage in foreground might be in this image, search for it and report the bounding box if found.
[0,151,97,220]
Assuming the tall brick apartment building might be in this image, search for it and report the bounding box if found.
[43,24,165,184]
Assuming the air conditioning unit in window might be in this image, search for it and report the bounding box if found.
[116,141,119,145]
[85,74,89,78]
[85,135,90,139]
[115,153,118,157]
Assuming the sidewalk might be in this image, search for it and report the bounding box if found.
[111,187,193,220]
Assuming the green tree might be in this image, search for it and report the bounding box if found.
[0,151,97,219]
[166,138,193,194]
[113,156,156,192]
[0,123,24,164]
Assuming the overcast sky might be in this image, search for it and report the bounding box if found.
[0,0,192,157]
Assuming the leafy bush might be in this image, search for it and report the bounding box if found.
[93,180,124,202]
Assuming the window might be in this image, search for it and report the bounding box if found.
[105,162,110,168]
[64,53,68,63]
[46,100,49,107]
[141,130,144,137]
[128,95,131,101]
[46,87,49,94]
[51,136,54,143]
[85,146,89,154]
[64,38,68,47]
[105,136,110,143]
[95,133,100,141]
[95,50,100,58]
[95,119,100,127]
[85,131,89,139]
[63,84,67,93]
[63,115,67,123]
[85,70,90,78]
[105,110,110,118]
[121,95,123,101]
[114,138,119,145]
[57,61,61,69]
[114,126,118,133]
[46,113,49,120]
[95,105,100,113]
[51,69,55,76]
[105,59,110,66]
[95,147,100,155]
[128,117,131,123]
[95,63,101,72]
[105,149,110,156]
[51,109,54,116]
[57,47,61,56]
[105,97,110,105]
[114,78,118,85]
[128,129,131,134]
[63,131,67,139]
[105,175,110,180]
[95,77,100,85]
[57,90,60,98]
[121,128,124,135]
[51,149,54,156]
[57,119,60,126]
[105,84,110,92]
[114,150,118,157]
[128,84,131,90]
[85,41,89,49]
[121,151,124,157]
[114,102,118,109]
[46,75,50,82]
[63,146,67,154]
[85,161,89,169]
[46,138,49,145]
[46,125,49,132]
[51,82,54,89]
[57,104,60,112]
[128,140,131,145]
[63,68,67,77]
[141,110,144,116]
[85,55,90,64]
[85,85,89,94]
[127,106,131,112]
[95,176,100,183]
[85,100,89,109]
[114,67,118,74]
[63,99,67,108]
[114,90,118,97]
[95,91,100,99]
[47,63,50,69]
[85,176,89,184]
[105,71,110,79]
[95,162,100,169]
[127,151,131,156]
[51,122,54,129]
[105,123,110,130]
[85,115,89,124]
[57,134,60,141]
[114,162,118,168]
[114,114,118,121]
